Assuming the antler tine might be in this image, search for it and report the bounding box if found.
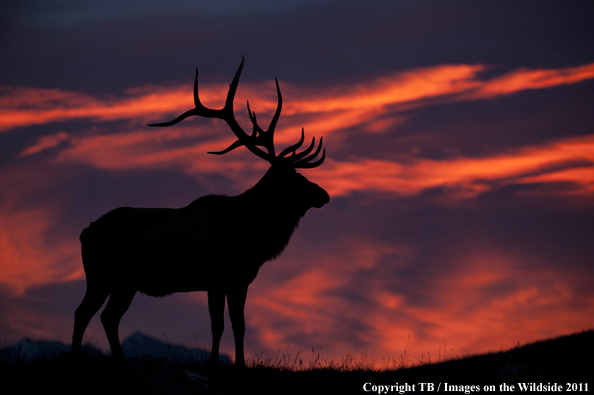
[278,131,319,164]
[290,136,317,162]
[247,101,266,138]
[243,77,283,158]
[294,137,325,169]
[278,128,305,158]
[295,148,325,169]
[225,56,244,114]
[277,128,324,168]
[147,107,200,127]
[207,140,246,156]
[268,78,282,136]
[148,66,219,127]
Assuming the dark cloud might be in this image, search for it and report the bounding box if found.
[2,1,593,93]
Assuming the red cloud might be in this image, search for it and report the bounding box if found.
[309,135,594,198]
[4,62,594,134]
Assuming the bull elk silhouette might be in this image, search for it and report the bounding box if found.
[71,57,329,367]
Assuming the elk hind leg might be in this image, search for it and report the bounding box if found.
[208,291,225,365]
[72,284,110,357]
[228,286,248,368]
[100,289,136,358]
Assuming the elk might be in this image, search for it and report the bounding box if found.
[71,57,329,367]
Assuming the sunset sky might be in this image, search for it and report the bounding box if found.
[1,0,593,365]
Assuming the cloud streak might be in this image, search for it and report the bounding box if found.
[4,62,594,134]
[315,135,594,198]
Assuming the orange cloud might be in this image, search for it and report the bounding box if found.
[517,167,594,193]
[474,63,594,98]
[241,238,594,366]
[0,85,207,131]
[280,64,484,115]
[243,241,422,357]
[379,253,592,360]
[312,135,594,198]
[0,206,81,295]
[0,164,84,295]
[3,62,594,136]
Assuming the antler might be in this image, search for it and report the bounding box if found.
[149,57,325,169]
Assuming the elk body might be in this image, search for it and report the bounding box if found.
[71,58,329,367]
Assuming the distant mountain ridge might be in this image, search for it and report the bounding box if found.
[121,331,229,363]
[0,332,229,363]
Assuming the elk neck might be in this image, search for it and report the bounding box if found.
[234,165,313,261]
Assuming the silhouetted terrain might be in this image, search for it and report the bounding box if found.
[0,330,591,394]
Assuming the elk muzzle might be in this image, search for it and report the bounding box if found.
[312,185,330,208]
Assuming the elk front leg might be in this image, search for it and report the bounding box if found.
[208,291,225,365]
[227,286,248,368]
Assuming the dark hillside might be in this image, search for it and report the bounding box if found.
[1,330,591,394]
